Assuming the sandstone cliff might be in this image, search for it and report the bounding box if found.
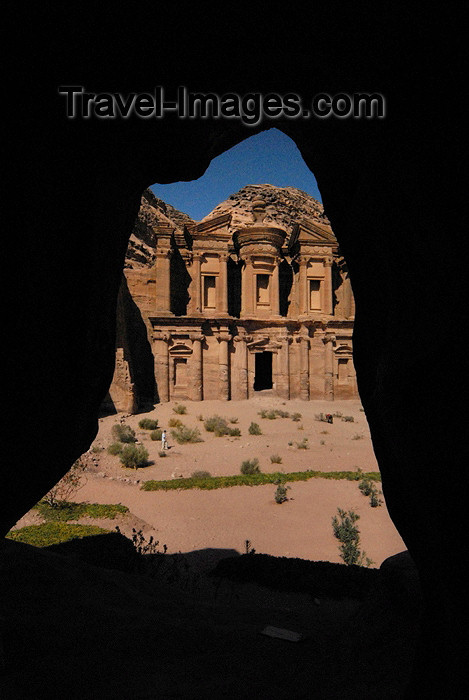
[126,189,195,269]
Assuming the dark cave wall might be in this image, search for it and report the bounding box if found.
[6,6,467,697]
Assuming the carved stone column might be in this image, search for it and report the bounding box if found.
[190,334,204,401]
[323,256,333,315]
[298,256,308,314]
[218,253,229,315]
[155,249,173,314]
[153,332,171,402]
[297,333,310,400]
[233,333,251,400]
[277,334,291,399]
[323,333,336,400]
[271,258,280,316]
[217,332,231,400]
[190,252,202,314]
[241,256,254,316]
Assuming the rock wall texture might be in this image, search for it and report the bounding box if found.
[6,5,468,697]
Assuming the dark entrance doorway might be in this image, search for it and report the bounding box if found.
[254,351,273,391]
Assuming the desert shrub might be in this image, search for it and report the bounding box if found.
[352,433,364,440]
[204,415,228,435]
[6,522,110,547]
[333,411,343,418]
[341,415,354,422]
[274,479,290,504]
[171,425,203,444]
[275,409,290,418]
[331,508,373,567]
[248,422,262,435]
[150,429,163,441]
[158,450,167,457]
[173,404,187,414]
[43,456,87,507]
[258,409,277,420]
[359,477,382,507]
[228,427,241,437]
[107,442,123,455]
[120,444,149,468]
[138,418,159,430]
[111,424,137,443]
[314,413,326,422]
[192,470,212,479]
[240,458,260,475]
[91,445,102,453]
[291,412,302,422]
[270,454,282,464]
[297,423,304,430]
[229,417,239,424]
[168,417,183,428]
[197,414,204,421]
[320,440,325,445]
[296,438,309,449]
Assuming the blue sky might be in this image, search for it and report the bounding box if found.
[150,128,322,221]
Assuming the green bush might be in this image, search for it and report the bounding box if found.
[274,480,290,504]
[6,522,111,547]
[168,417,183,428]
[111,424,137,443]
[228,427,241,437]
[341,415,354,422]
[120,444,149,468]
[258,409,277,419]
[275,409,290,418]
[291,412,302,422]
[204,415,229,435]
[173,404,187,414]
[229,417,239,424]
[171,425,203,444]
[331,508,373,567]
[270,454,282,464]
[158,450,167,457]
[138,418,159,430]
[240,458,260,475]
[192,470,212,479]
[248,422,262,435]
[359,477,383,507]
[296,438,309,449]
[150,428,163,441]
[107,442,123,455]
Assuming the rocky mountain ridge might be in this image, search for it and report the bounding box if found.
[126,184,330,268]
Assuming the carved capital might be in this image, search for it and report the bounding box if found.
[322,334,336,345]
[189,333,204,343]
[155,248,173,259]
[217,333,232,343]
[153,331,171,342]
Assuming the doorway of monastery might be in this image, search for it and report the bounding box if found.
[254,351,273,391]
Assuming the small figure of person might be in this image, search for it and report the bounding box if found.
[161,429,168,450]
[326,413,333,424]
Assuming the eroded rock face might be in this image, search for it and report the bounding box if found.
[202,183,329,233]
[126,189,195,269]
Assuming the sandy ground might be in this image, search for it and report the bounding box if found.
[13,395,406,568]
